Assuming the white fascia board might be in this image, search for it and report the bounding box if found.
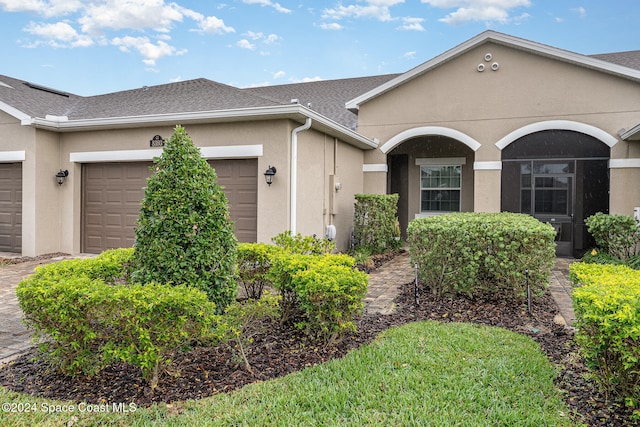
[70,145,264,163]
[0,151,26,162]
[0,101,31,123]
[346,30,640,111]
[70,149,163,163]
[619,123,640,141]
[31,104,377,151]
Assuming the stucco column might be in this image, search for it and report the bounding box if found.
[473,163,502,212]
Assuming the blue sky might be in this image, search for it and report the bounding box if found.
[1,0,638,96]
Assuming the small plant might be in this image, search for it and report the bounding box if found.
[237,243,283,299]
[267,252,367,343]
[221,292,280,375]
[272,230,335,255]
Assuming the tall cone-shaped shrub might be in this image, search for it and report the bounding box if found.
[132,125,237,311]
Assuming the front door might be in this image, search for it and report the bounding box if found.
[521,161,575,257]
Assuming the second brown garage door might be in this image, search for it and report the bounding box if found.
[0,163,22,252]
[82,159,257,253]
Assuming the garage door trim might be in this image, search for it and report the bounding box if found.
[71,145,263,163]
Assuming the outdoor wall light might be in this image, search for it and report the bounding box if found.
[264,166,277,186]
[56,169,69,186]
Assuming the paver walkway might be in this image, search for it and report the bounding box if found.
[0,252,577,366]
[366,252,576,326]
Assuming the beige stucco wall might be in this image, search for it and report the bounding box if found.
[294,128,365,251]
[43,118,366,255]
[358,41,640,215]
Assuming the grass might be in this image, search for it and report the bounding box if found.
[0,321,575,427]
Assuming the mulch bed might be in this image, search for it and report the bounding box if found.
[0,254,637,426]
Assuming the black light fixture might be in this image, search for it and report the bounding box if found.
[56,169,69,186]
[264,166,276,186]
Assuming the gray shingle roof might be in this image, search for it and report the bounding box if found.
[0,75,81,119]
[244,74,400,130]
[590,51,640,71]
[70,78,281,119]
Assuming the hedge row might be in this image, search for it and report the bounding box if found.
[585,212,640,261]
[570,262,640,408]
[16,249,218,389]
[407,212,556,300]
[238,242,368,344]
[353,194,402,254]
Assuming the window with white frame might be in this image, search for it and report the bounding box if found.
[417,158,464,213]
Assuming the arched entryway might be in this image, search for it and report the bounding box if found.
[501,129,610,257]
[386,135,476,238]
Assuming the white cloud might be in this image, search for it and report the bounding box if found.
[290,76,323,83]
[196,15,235,34]
[7,0,238,70]
[571,6,586,18]
[421,0,531,25]
[398,16,424,31]
[243,31,280,44]
[236,39,256,50]
[273,70,285,79]
[0,0,83,17]
[318,22,343,30]
[264,33,280,44]
[79,0,185,34]
[112,35,183,65]
[404,50,416,59]
[322,0,404,22]
[242,0,291,14]
[24,21,93,47]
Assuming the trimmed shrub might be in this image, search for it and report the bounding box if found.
[132,125,238,311]
[585,213,640,260]
[293,258,368,344]
[17,251,219,390]
[353,194,402,254]
[267,252,367,343]
[407,212,555,300]
[237,243,283,299]
[570,263,640,408]
[272,230,335,255]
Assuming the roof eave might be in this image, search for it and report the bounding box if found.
[0,101,32,123]
[346,30,640,111]
[619,123,640,141]
[29,104,378,150]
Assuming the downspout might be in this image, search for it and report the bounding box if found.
[290,118,312,234]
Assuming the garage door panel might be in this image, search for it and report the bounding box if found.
[0,190,12,202]
[106,191,124,203]
[84,159,257,253]
[0,163,21,252]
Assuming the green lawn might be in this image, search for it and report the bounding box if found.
[0,321,576,427]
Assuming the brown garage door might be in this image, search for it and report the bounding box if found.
[82,159,257,253]
[0,163,22,252]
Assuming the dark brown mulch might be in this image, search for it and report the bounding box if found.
[1,258,637,426]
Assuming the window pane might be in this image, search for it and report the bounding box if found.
[420,165,461,212]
